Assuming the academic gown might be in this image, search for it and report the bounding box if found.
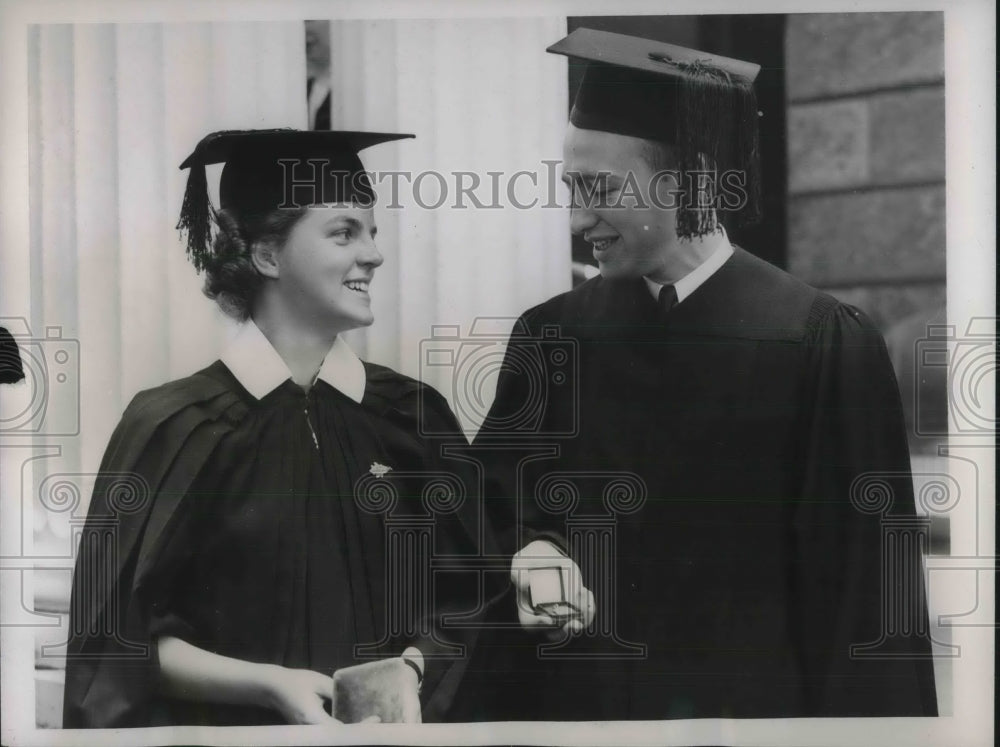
[63,359,488,727]
[465,247,937,720]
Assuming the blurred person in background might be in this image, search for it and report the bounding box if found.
[306,20,332,130]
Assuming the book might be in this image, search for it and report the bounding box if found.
[331,657,422,724]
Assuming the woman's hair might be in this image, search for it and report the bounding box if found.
[201,207,307,321]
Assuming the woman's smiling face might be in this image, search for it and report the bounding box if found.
[272,204,384,333]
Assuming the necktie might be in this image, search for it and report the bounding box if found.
[657,284,678,318]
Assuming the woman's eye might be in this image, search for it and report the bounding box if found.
[328,229,351,240]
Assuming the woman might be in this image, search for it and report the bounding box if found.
[63,129,488,727]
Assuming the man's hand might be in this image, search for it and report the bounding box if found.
[510,540,595,641]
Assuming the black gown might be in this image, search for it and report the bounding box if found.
[63,359,490,727]
[461,246,938,720]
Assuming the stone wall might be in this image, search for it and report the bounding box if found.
[786,12,945,331]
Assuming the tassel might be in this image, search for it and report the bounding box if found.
[731,75,762,228]
[674,61,761,238]
[175,162,215,272]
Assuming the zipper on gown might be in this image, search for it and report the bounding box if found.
[302,390,320,451]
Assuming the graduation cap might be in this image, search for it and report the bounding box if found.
[547,28,762,237]
[177,129,413,271]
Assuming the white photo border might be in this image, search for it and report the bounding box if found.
[1,0,993,745]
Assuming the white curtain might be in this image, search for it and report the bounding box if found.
[328,18,572,429]
[21,21,308,607]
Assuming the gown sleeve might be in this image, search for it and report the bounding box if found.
[137,464,224,652]
[63,376,241,728]
[473,312,570,557]
[791,301,938,716]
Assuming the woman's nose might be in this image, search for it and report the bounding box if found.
[359,236,384,268]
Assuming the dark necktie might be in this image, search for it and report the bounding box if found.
[657,284,678,318]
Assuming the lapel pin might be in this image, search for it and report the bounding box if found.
[369,462,392,478]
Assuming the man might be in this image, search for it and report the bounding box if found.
[467,29,937,720]
[305,20,332,130]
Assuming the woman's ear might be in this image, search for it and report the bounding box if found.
[250,241,281,279]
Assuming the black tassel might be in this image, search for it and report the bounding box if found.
[0,327,25,385]
[175,163,215,272]
[731,75,762,228]
[674,61,761,238]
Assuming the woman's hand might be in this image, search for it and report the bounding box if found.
[265,666,339,725]
[158,636,378,725]
[157,637,385,725]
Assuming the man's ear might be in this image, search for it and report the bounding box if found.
[250,241,280,279]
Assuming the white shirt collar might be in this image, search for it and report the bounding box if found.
[644,227,734,304]
[221,320,366,403]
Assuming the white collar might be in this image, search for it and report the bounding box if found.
[644,227,734,304]
[221,320,366,403]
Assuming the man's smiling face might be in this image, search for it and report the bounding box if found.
[561,123,679,282]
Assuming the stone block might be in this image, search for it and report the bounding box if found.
[789,185,945,285]
[788,99,869,193]
[870,87,945,183]
[787,12,944,100]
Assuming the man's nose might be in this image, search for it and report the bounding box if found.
[569,202,598,235]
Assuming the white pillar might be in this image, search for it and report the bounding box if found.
[328,18,572,426]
